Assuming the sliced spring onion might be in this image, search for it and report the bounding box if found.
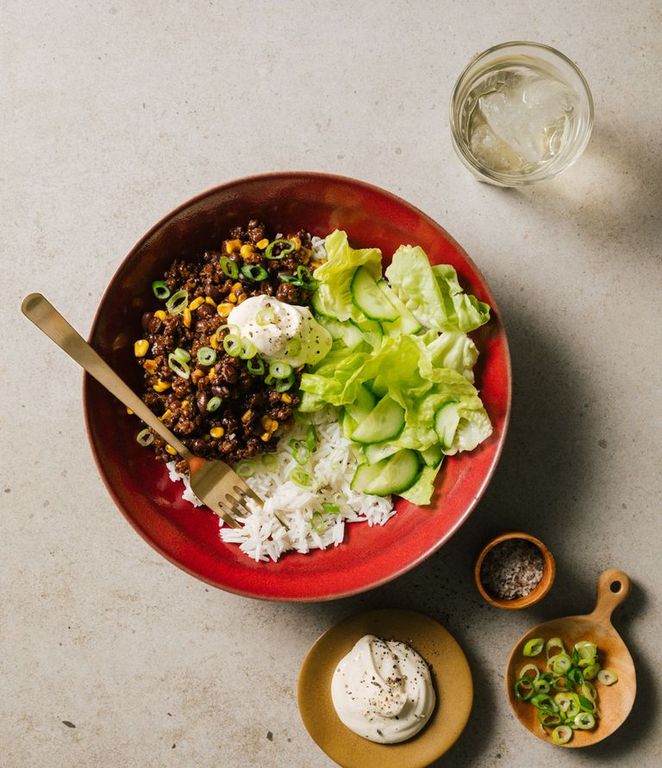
[278,273,298,283]
[311,511,326,534]
[238,339,257,360]
[255,307,276,326]
[173,347,191,363]
[551,654,573,676]
[262,453,277,470]
[220,255,239,278]
[551,725,573,745]
[264,373,276,387]
[151,280,170,300]
[573,712,596,730]
[223,333,243,357]
[322,502,340,514]
[566,666,585,687]
[265,238,295,260]
[519,663,541,680]
[168,353,190,379]
[292,443,311,465]
[546,638,566,659]
[523,638,544,657]
[275,373,294,392]
[236,461,255,479]
[580,681,597,702]
[247,357,265,375]
[577,694,595,713]
[575,641,598,659]
[197,346,217,366]
[531,693,558,714]
[136,428,154,446]
[538,711,562,728]
[554,692,580,718]
[305,424,317,452]
[166,289,188,315]
[582,662,600,681]
[290,467,311,487]
[296,264,313,283]
[552,676,570,691]
[514,677,534,701]
[597,669,618,686]
[269,361,293,379]
[206,396,222,412]
[241,264,268,281]
[533,678,551,694]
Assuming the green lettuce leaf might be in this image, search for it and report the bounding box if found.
[385,245,490,332]
[312,230,383,321]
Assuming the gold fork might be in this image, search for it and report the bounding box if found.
[21,293,261,527]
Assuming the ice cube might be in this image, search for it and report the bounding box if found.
[477,73,576,165]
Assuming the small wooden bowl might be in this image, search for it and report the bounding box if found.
[474,531,556,609]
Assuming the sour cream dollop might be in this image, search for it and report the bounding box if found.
[227,296,331,368]
[331,634,436,744]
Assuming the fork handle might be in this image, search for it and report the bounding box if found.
[21,293,193,460]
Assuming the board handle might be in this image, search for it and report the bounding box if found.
[588,569,631,624]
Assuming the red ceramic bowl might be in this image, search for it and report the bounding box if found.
[84,172,511,601]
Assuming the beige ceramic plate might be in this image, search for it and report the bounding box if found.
[298,609,473,768]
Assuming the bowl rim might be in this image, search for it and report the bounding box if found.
[83,171,512,600]
[474,530,556,609]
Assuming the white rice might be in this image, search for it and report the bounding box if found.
[166,408,395,562]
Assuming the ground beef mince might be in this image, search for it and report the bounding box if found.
[134,221,321,468]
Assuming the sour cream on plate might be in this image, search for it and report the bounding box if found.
[331,634,436,744]
[228,296,331,368]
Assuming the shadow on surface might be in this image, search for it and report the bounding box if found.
[512,122,662,257]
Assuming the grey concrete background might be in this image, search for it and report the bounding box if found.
[2,1,661,766]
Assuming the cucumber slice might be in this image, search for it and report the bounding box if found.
[342,409,358,439]
[351,395,405,444]
[365,442,400,464]
[378,280,422,335]
[346,384,376,422]
[420,444,443,467]
[316,315,345,340]
[350,267,399,322]
[311,289,337,319]
[351,449,422,496]
[434,401,460,450]
[354,318,383,349]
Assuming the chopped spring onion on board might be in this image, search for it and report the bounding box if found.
[523,638,544,657]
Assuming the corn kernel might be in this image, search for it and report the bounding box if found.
[134,339,149,357]
[207,368,216,381]
[209,334,218,349]
[182,307,192,328]
[241,409,253,424]
[210,426,225,439]
[204,296,216,307]
[165,444,177,455]
[228,293,237,304]
[256,238,269,250]
[291,235,301,251]
[225,239,241,254]
[143,359,158,374]
[126,407,134,415]
[281,393,293,404]
[159,408,172,421]
[153,380,170,392]
[191,368,204,383]
[181,400,189,409]
[269,420,279,433]
[231,282,243,292]
[189,296,204,311]
[260,432,270,442]
[217,302,233,318]
[154,309,167,320]
[261,415,272,429]
[237,293,247,304]
[240,243,254,259]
